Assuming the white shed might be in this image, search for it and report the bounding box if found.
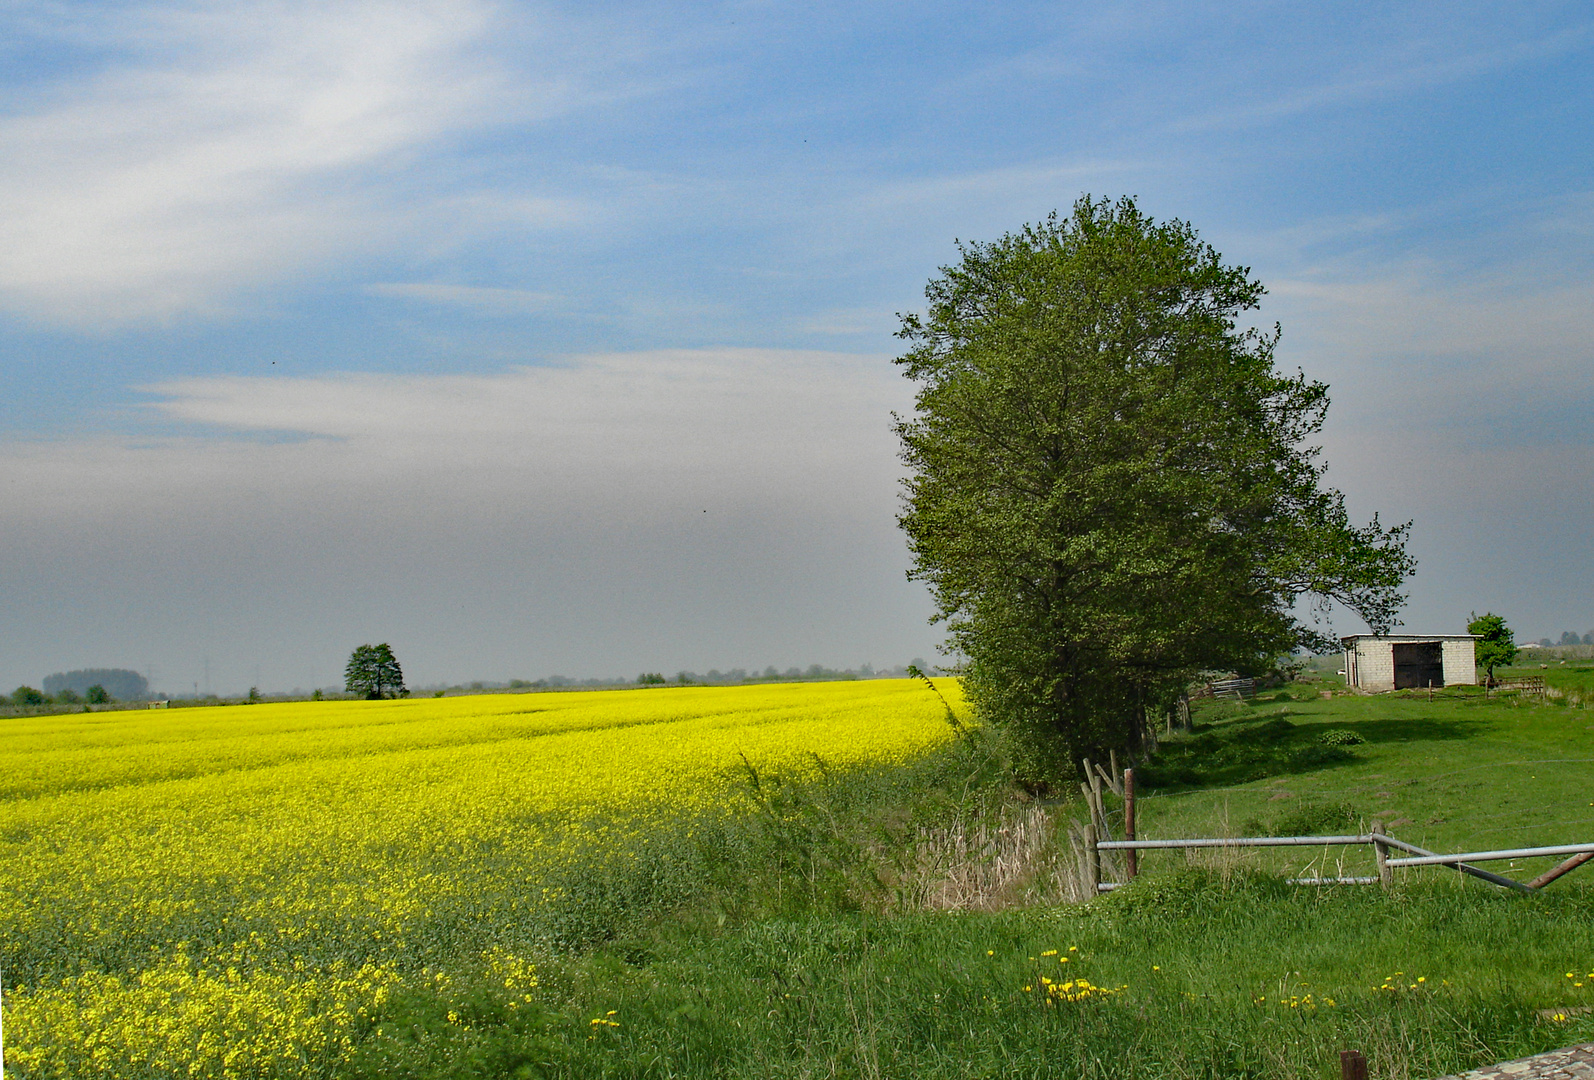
[1341,635,1478,691]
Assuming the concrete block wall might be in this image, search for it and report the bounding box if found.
[1442,639,1478,685]
[1353,640,1395,691]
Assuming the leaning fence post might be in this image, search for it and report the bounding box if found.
[1124,767,1137,880]
[1086,820,1101,896]
[1372,833,1393,887]
[1526,850,1594,890]
[1340,1049,1367,1080]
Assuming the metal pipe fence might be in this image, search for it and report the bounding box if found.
[1079,764,1594,895]
[1384,842,1594,868]
[1098,835,1373,850]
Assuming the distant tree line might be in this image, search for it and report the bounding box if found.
[11,682,117,706]
[630,661,938,687]
[412,662,942,695]
[43,668,148,700]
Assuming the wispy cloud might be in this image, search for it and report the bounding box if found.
[0,0,584,327]
[365,282,565,315]
[13,348,908,513]
[1172,18,1594,134]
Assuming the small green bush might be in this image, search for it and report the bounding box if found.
[1271,800,1358,837]
[1319,728,1365,746]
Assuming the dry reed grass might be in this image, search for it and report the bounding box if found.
[899,802,1106,910]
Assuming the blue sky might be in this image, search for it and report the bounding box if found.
[3,1,1592,694]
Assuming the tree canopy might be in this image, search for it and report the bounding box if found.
[345,643,407,700]
[43,668,147,700]
[894,196,1414,784]
[1468,612,1517,684]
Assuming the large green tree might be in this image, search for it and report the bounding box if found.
[894,197,1414,784]
[345,643,407,700]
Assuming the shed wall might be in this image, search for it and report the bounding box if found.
[1442,639,1477,685]
[1353,640,1396,692]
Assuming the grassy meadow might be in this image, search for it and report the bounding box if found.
[5,671,1594,1078]
[1133,676,1594,880]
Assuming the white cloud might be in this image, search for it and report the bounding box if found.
[0,0,580,326]
[797,307,899,336]
[4,350,909,526]
[1271,273,1594,364]
[122,348,905,499]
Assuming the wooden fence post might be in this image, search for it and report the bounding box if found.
[1340,1049,1367,1080]
[1372,833,1393,887]
[1085,820,1100,896]
[1080,782,1102,843]
[1527,850,1594,890]
[1124,768,1137,880]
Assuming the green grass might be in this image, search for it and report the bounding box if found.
[1132,677,1594,884]
[525,879,1594,1080]
[336,679,1594,1080]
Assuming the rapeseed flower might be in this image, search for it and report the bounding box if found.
[3,679,959,1076]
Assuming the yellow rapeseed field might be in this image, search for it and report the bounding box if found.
[1,679,960,1078]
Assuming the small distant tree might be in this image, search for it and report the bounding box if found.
[637,673,666,685]
[55,687,81,704]
[11,686,46,705]
[85,684,111,704]
[1468,612,1517,686]
[1559,630,1581,646]
[247,686,262,703]
[345,644,406,699]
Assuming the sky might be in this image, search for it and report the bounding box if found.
[2,1,1592,695]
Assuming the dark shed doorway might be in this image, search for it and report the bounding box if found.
[1393,641,1444,689]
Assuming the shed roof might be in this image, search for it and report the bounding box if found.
[1340,634,1479,644]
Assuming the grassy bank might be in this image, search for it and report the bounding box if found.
[535,877,1594,1080]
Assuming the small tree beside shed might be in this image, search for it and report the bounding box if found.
[1468,612,1517,687]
